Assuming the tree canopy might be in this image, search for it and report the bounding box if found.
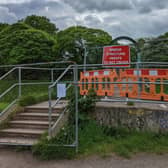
[56,26,112,64]
[140,33,168,62]
[0,14,167,66]
[22,15,58,35]
[0,23,56,65]
[0,23,9,32]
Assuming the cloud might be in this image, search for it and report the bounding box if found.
[63,0,133,12]
[0,6,17,23]
[0,0,32,5]
[0,0,167,38]
[132,0,168,14]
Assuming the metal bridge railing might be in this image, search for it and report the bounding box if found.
[0,62,73,121]
[0,67,18,118]
[48,63,79,151]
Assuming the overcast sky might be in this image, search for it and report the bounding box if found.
[0,0,167,38]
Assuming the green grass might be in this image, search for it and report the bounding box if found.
[32,87,168,160]
[78,121,168,158]
[33,120,168,159]
[0,80,53,110]
[0,102,8,112]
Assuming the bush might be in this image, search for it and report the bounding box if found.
[32,88,97,159]
[127,101,134,106]
[19,94,49,106]
[19,95,37,106]
[0,23,57,65]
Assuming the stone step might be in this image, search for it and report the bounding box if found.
[0,128,44,138]
[0,137,38,146]
[9,120,52,129]
[14,112,59,121]
[0,101,68,146]
[24,107,63,113]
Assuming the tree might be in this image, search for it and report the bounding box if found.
[22,15,58,35]
[56,26,112,64]
[140,33,168,63]
[0,23,9,32]
[0,23,57,65]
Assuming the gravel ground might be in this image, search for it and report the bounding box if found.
[0,149,168,168]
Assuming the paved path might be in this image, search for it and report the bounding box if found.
[0,149,168,168]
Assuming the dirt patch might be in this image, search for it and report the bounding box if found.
[0,148,168,168]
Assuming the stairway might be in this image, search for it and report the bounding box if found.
[0,101,67,146]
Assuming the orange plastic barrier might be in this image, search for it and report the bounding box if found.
[79,69,168,101]
[118,69,168,101]
[118,69,138,99]
[79,69,117,96]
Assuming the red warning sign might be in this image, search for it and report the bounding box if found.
[102,45,130,67]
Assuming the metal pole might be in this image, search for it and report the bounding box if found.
[51,68,54,83]
[18,67,22,98]
[74,63,79,152]
[83,46,87,72]
[136,52,141,100]
[48,87,52,138]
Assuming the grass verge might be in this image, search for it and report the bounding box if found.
[33,120,168,160]
[32,88,168,160]
[0,102,8,112]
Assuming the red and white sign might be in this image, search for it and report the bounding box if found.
[102,45,130,67]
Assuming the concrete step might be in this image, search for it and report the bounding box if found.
[0,137,38,146]
[9,120,52,129]
[0,101,68,146]
[0,128,45,138]
[14,112,59,121]
[24,107,63,113]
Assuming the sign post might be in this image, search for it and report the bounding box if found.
[102,45,130,67]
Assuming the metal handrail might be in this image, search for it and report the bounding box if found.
[20,67,52,70]
[50,83,72,136]
[0,63,76,130]
[0,68,19,119]
[0,99,17,117]
[0,67,17,80]
[48,64,74,137]
[0,61,74,68]
[0,66,55,120]
[51,84,72,109]
[0,83,18,99]
[50,107,68,137]
[0,63,73,115]
[49,65,73,88]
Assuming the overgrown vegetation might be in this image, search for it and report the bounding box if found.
[127,101,134,106]
[0,102,8,112]
[32,88,168,160]
[78,124,168,158]
[19,94,48,106]
[32,88,97,159]
[0,80,51,111]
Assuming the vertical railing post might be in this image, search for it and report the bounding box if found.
[51,68,54,83]
[137,52,141,100]
[18,67,22,98]
[83,46,87,72]
[48,87,52,138]
[74,63,79,153]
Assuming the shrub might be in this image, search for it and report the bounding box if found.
[19,95,37,106]
[127,101,134,106]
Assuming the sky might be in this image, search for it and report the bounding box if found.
[0,0,167,38]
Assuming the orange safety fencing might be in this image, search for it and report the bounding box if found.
[79,69,168,101]
[79,69,117,96]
